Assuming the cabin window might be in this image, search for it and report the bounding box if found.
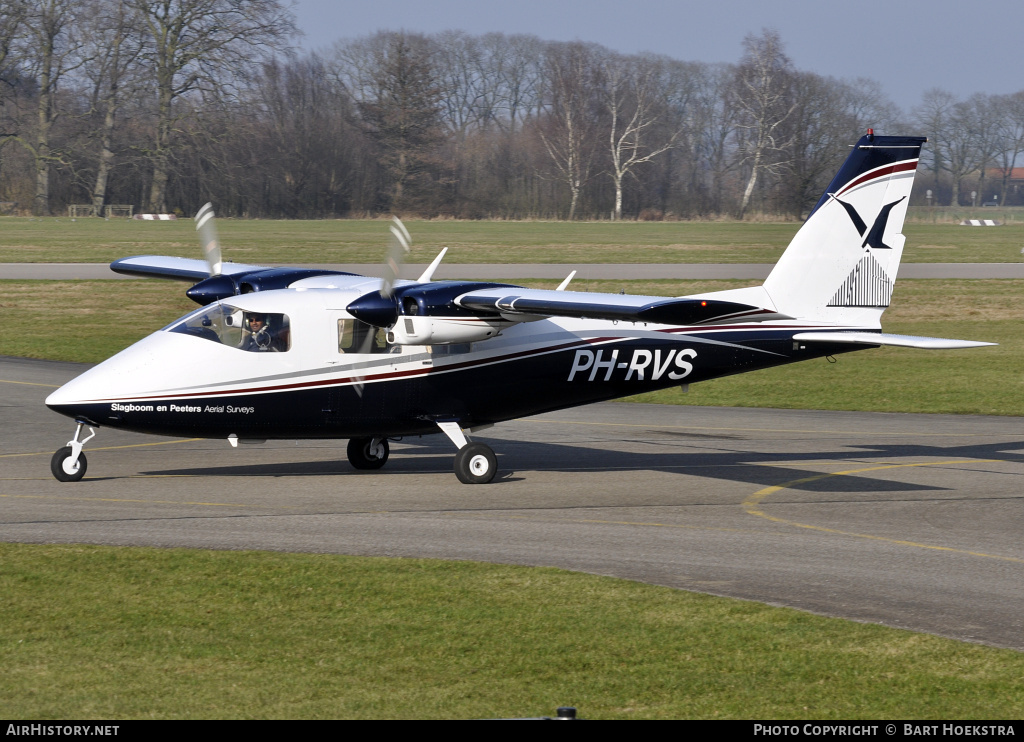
[338,319,389,354]
[169,304,291,352]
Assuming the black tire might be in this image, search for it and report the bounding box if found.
[51,446,87,482]
[453,442,497,484]
[347,437,389,470]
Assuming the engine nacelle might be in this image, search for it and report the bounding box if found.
[386,315,511,345]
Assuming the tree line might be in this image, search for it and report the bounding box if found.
[2,1,1021,220]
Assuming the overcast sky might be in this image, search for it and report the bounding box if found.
[290,0,1023,116]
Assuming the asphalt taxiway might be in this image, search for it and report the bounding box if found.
[3,355,1023,650]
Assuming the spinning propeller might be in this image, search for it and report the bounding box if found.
[195,203,222,277]
[185,203,237,303]
[349,217,413,396]
[345,217,414,329]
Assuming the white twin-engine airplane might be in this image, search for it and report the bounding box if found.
[46,132,993,484]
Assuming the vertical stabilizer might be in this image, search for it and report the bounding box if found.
[762,133,926,325]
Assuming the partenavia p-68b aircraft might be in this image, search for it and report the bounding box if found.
[46,132,993,484]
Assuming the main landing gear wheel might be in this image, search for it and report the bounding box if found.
[347,437,390,470]
[454,442,497,484]
[51,446,87,482]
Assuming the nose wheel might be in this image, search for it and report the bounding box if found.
[51,446,88,482]
[51,423,95,482]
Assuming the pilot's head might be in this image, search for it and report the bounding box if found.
[248,313,266,331]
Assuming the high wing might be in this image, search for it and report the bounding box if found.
[454,286,790,325]
[111,255,359,305]
[111,255,270,282]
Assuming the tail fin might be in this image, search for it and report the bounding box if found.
[762,132,926,324]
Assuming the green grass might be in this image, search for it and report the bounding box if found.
[3,216,1024,264]
[3,543,1023,719]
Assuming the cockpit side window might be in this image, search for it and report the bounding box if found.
[168,305,291,352]
[338,319,389,354]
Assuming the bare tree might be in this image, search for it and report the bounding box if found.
[433,30,488,140]
[733,29,795,218]
[246,53,361,216]
[129,0,297,213]
[536,41,602,220]
[937,93,996,207]
[991,91,1024,205]
[913,88,957,203]
[841,77,900,134]
[14,0,88,215]
[480,33,543,134]
[0,0,27,99]
[0,0,28,193]
[602,53,679,220]
[962,94,1001,206]
[687,62,738,215]
[76,0,145,214]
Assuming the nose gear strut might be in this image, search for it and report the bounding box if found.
[51,422,95,482]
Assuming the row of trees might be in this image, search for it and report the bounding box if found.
[1,1,1020,219]
[915,88,1024,208]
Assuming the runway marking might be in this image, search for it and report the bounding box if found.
[1,438,202,459]
[454,512,762,535]
[0,378,61,388]
[524,418,996,438]
[0,493,255,508]
[743,459,1024,564]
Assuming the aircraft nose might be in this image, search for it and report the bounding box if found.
[45,386,69,407]
[45,375,104,422]
[44,332,169,421]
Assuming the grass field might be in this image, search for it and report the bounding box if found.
[4,544,1024,720]
[3,216,1024,264]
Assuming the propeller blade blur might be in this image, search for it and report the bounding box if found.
[382,216,411,298]
[194,202,222,277]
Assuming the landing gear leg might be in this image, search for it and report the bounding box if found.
[437,421,497,485]
[51,422,95,482]
[347,436,390,470]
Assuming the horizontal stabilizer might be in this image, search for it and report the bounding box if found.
[793,331,996,349]
[111,255,269,281]
[457,287,782,325]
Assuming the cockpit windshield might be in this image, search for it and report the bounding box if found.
[168,304,291,352]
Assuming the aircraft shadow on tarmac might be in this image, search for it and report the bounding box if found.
[136,435,1024,497]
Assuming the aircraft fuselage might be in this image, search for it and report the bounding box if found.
[45,284,852,441]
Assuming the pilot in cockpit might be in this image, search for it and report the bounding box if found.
[242,312,286,352]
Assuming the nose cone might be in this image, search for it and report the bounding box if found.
[46,378,105,426]
[45,382,81,409]
[44,332,179,423]
[46,370,109,415]
[45,358,135,423]
[346,290,399,328]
